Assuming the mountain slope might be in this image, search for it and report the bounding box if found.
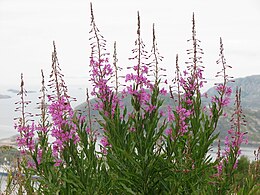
[207,75,260,110]
[75,75,260,145]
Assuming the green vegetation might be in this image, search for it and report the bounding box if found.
[76,89,260,145]
[0,146,19,166]
[1,3,260,194]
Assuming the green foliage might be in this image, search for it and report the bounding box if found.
[0,146,20,165]
[3,4,259,195]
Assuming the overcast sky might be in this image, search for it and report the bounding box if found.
[0,0,260,90]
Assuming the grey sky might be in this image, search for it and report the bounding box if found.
[0,0,260,90]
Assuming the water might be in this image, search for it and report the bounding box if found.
[0,88,19,139]
[0,177,6,193]
[1,84,259,152]
[1,83,259,189]
[0,84,88,193]
[0,166,9,193]
[208,146,259,162]
[0,84,88,139]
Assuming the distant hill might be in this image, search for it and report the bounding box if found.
[0,94,11,99]
[206,75,260,145]
[207,75,260,110]
[0,145,19,165]
[213,107,260,146]
[0,134,18,147]
[75,75,260,146]
[7,89,36,94]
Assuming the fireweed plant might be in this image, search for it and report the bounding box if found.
[11,4,257,194]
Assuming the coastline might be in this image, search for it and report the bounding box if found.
[0,135,18,147]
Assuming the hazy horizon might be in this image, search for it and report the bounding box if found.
[0,0,260,88]
[1,0,260,140]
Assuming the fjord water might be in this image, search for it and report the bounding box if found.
[0,84,87,139]
[0,84,259,161]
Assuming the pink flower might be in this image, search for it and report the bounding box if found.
[227,129,234,135]
[225,86,232,96]
[86,127,91,134]
[16,122,36,153]
[216,163,223,175]
[184,110,192,117]
[221,97,230,107]
[145,105,156,113]
[224,136,229,146]
[203,93,208,98]
[100,136,109,147]
[160,88,167,96]
[186,99,193,105]
[165,128,172,136]
[167,106,175,122]
[125,73,135,82]
[130,127,136,132]
[159,110,165,117]
[27,161,36,169]
[49,96,80,157]
[54,159,62,167]
[233,160,238,169]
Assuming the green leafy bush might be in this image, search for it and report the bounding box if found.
[2,3,259,195]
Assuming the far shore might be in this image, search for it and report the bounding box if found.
[0,134,18,147]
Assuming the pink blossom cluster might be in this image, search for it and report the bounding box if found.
[27,149,43,169]
[16,123,45,167]
[90,58,113,98]
[175,106,192,135]
[165,128,172,137]
[48,96,79,160]
[123,63,167,115]
[16,123,36,154]
[165,106,192,137]
[124,57,154,106]
[125,67,152,88]
[90,58,120,117]
[100,136,110,155]
[173,67,205,112]
[123,86,152,111]
[166,105,174,122]
[216,129,248,176]
[180,68,205,94]
[223,129,248,157]
[211,84,232,107]
[89,58,119,154]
